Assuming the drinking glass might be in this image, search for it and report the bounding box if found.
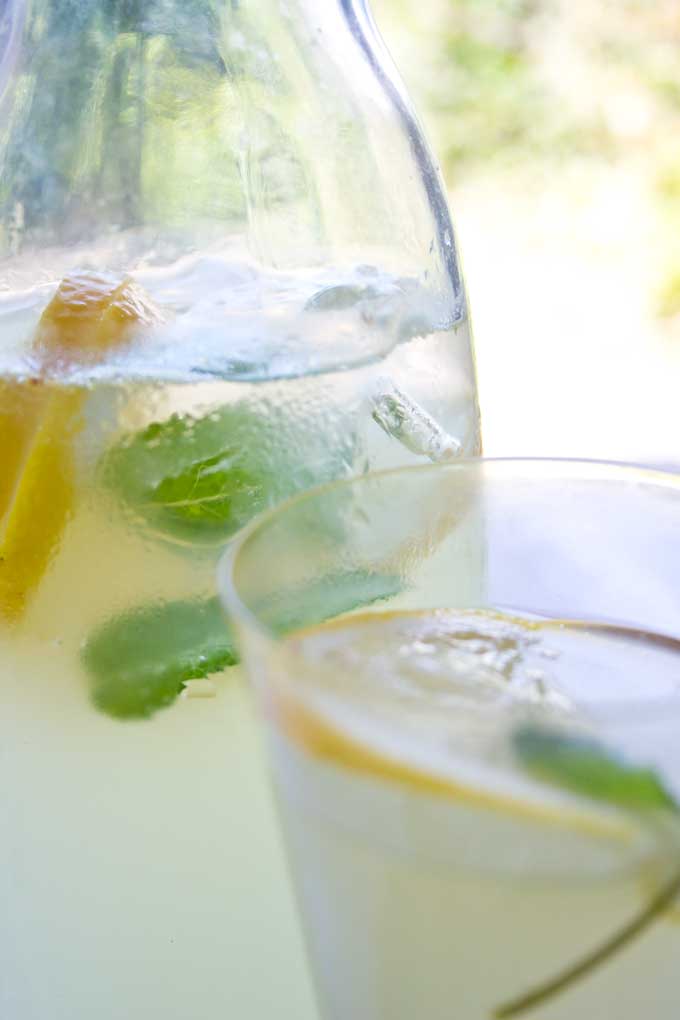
[221,459,680,1020]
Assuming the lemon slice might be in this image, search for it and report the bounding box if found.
[275,610,639,843]
[0,272,162,622]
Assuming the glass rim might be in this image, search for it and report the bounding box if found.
[218,455,680,646]
[217,454,680,726]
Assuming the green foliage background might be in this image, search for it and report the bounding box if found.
[375,0,680,317]
[374,0,680,466]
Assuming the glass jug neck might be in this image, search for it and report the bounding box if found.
[0,0,463,310]
[338,0,461,294]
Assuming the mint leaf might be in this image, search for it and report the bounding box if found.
[102,408,272,542]
[82,571,401,721]
[149,453,263,534]
[514,725,677,812]
[82,597,238,720]
[258,570,404,636]
[102,403,355,544]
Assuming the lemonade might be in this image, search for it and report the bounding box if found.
[0,259,479,1019]
[268,610,680,1020]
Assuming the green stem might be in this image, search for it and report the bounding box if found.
[493,864,680,1018]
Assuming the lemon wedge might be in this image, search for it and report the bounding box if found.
[0,272,162,622]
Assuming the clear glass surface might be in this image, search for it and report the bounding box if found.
[0,3,478,1019]
[221,459,680,1020]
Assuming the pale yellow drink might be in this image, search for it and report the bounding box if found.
[1,263,479,1019]
[269,610,680,1020]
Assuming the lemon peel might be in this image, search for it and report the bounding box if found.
[0,272,162,621]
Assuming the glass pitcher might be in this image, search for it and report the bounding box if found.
[0,3,480,1019]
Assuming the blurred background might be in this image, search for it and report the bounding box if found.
[374,0,680,468]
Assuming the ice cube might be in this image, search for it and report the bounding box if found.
[371,382,462,462]
[305,283,381,312]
